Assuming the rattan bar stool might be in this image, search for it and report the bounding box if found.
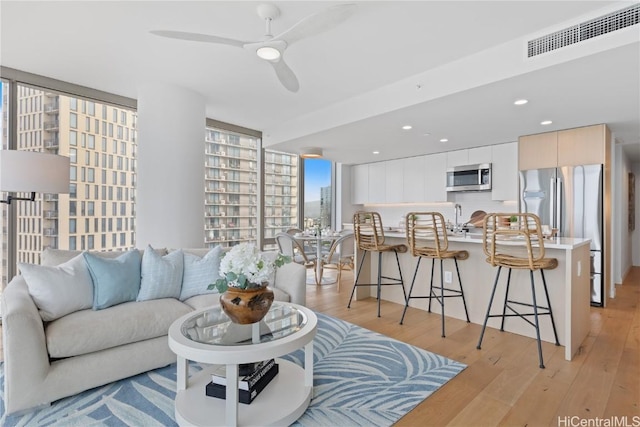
[399,212,470,337]
[348,211,407,317]
[476,212,560,369]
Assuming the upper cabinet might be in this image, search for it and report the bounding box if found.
[446,150,468,168]
[367,162,387,204]
[491,142,518,201]
[468,146,492,165]
[385,159,404,203]
[403,156,425,203]
[557,125,607,166]
[351,164,369,204]
[519,124,609,170]
[424,153,447,202]
[519,132,558,170]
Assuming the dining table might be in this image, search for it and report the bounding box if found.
[294,232,340,285]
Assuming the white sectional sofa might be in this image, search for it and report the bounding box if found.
[1,246,306,415]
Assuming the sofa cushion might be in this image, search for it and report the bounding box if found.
[84,250,142,310]
[18,254,93,321]
[46,298,192,358]
[179,246,223,301]
[137,246,184,301]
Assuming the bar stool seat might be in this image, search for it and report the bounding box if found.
[348,211,407,317]
[400,212,470,337]
[476,212,560,369]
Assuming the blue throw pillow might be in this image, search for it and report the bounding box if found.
[83,250,142,310]
[137,245,184,301]
[180,246,223,301]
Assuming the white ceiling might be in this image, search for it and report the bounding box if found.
[1,1,638,164]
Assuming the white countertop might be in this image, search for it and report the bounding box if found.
[382,230,591,250]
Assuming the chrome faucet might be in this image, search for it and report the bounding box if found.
[454,204,462,232]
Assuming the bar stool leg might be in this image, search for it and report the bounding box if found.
[439,259,446,337]
[477,266,502,350]
[400,257,422,325]
[428,258,435,313]
[530,270,545,369]
[540,269,561,346]
[348,250,368,309]
[500,268,513,332]
[376,252,383,317]
[395,250,407,303]
[454,258,470,323]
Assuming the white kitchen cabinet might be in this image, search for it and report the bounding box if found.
[424,152,447,202]
[468,146,492,164]
[402,156,425,203]
[446,149,468,168]
[368,162,386,203]
[491,142,518,201]
[351,164,369,204]
[385,159,404,203]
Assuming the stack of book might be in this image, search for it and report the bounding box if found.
[205,359,279,404]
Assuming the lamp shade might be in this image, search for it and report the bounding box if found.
[0,150,70,194]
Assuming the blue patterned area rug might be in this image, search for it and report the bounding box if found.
[0,312,466,426]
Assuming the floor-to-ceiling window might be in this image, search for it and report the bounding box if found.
[303,158,333,232]
[0,74,137,289]
[203,124,299,249]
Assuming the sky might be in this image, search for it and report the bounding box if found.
[304,158,331,202]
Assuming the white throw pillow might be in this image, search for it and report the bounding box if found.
[180,246,223,301]
[19,253,93,321]
[137,245,184,301]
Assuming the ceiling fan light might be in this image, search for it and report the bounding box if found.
[300,147,323,159]
[256,46,280,60]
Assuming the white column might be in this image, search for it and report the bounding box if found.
[136,84,205,249]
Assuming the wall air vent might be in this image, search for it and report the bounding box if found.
[528,3,639,57]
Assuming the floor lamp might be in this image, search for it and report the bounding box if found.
[0,150,70,291]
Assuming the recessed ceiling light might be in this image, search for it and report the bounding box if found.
[514,99,528,105]
[402,125,412,130]
[540,120,553,125]
[373,151,380,155]
[440,138,448,142]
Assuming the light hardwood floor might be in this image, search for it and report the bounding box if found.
[306,266,640,426]
[0,269,636,426]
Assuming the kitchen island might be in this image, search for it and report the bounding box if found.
[351,231,592,361]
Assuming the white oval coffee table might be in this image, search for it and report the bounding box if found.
[168,302,317,427]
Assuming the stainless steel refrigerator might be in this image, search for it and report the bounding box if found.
[519,164,604,306]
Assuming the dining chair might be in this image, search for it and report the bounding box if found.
[476,212,560,368]
[400,212,470,337]
[348,211,407,317]
[320,232,355,291]
[275,232,317,267]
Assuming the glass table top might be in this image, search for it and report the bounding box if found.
[180,302,307,346]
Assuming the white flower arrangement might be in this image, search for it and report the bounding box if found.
[209,243,290,293]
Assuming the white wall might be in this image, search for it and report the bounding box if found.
[136,84,206,249]
[613,144,637,284]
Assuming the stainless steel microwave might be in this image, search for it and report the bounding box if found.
[446,163,492,192]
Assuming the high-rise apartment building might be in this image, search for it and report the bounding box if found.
[204,127,299,248]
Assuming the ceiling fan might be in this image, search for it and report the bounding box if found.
[151,3,356,93]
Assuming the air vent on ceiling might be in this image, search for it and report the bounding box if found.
[528,4,639,58]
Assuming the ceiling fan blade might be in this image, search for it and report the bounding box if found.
[150,30,247,47]
[269,58,300,93]
[273,3,356,46]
